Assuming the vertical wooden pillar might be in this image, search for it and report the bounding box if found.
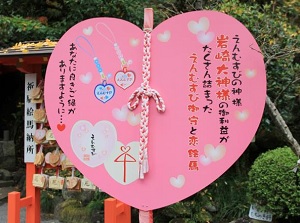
[25,163,40,223]
[8,64,43,223]
[104,198,131,223]
[25,64,42,223]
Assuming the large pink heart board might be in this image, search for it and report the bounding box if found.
[44,10,266,210]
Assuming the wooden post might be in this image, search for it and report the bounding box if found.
[7,163,39,223]
[25,163,40,223]
[8,192,21,223]
[104,198,131,223]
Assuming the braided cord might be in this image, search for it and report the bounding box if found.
[128,29,165,179]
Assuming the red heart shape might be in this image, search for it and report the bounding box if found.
[107,87,111,90]
[57,124,65,131]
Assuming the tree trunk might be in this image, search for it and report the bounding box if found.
[265,95,300,156]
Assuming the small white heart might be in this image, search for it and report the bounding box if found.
[112,105,129,122]
[83,26,93,36]
[197,31,215,45]
[130,38,139,47]
[245,69,256,78]
[188,17,210,34]
[235,110,249,121]
[204,144,226,162]
[127,112,140,126]
[80,72,93,84]
[199,155,212,166]
[157,30,171,42]
[170,175,185,188]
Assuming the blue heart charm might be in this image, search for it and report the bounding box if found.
[94,81,115,103]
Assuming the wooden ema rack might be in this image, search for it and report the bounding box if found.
[0,53,131,223]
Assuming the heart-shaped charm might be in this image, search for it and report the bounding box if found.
[115,70,135,89]
[94,81,115,103]
[45,11,266,210]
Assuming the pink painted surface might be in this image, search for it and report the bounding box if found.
[45,10,266,210]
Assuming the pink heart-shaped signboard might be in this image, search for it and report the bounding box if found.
[44,10,266,210]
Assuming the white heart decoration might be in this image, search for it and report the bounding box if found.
[245,69,257,78]
[104,141,139,185]
[83,26,93,35]
[199,155,212,166]
[188,17,210,34]
[204,144,226,162]
[112,105,129,121]
[127,112,140,126]
[197,31,215,44]
[235,110,249,121]
[157,30,171,42]
[80,72,93,84]
[70,120,117,167]
[170,175,185,188]
[130,38,140,47]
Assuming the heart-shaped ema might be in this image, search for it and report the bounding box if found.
[34,152,45,166]
[44,11,267,211]
[29,87,42,99]
[33,128,47,144]
[33,109,47,123]
[115,70,135,89]
[66,177,80,189]
[46,129,55,140]
[49,152,60,167]
[94,81,115,103]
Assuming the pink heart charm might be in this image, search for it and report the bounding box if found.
[115,70,135,89]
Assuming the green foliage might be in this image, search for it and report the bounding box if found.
[248,146,300,220]
[41,190,61,213]
[154,191,213,223]
[59,199,91,223]
[0,15,63,46]
[86,190,109,213]
[208,174,249,221]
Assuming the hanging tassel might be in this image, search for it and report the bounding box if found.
[143,149,149,174]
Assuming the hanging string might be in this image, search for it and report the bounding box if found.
[95,22,131,71]
[127,26,166,179]
[75,35,107,80]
